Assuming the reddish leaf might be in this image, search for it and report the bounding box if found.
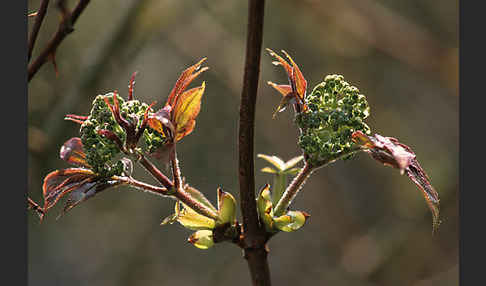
[127,71,138,100]
[42,168,120,218]
[167,58,208,108]
[281,50,307,102]
[59,137,90,168]
[57,179,120,219]
[42,168,96,211]
[267,82,292,97]
[266,48,292,77]
[173,82,205,141]
[64,114,88,125]
[147,105,174,138]
[267,49,308,113]
[352,131,440,232]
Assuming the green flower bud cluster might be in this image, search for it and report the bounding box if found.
[80,93,166,177]
[296,74,371,166]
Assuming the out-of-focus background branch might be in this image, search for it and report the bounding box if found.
[28,0,458,285]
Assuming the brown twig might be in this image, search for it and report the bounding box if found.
[137,154,174,189]
[238,0,270,285]
[112,176,170,198]
[28,0,91,82]
[28,0,51,61]
[137,153,218,220]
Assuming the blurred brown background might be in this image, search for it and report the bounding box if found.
[28,0,458,285]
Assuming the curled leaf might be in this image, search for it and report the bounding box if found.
[257,184,275,232]
[273,210,310,232]
[216,188,236,226]
[188,230,214,250]
[352,131,440,231]
[59,137,90,168]
[147,106,174,138]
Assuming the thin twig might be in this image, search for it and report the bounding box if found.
[273,147,363,216]
[112,176,170,198]
[273,161,314,216]
[137,154,174,189]
[170,147,219,220]
[28,0,91,82]
[238,0,270,285]
[28,0,50,61]
[171,147,183,192]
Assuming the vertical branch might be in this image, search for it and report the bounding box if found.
[28,0,50,61]
[238,0,270,285]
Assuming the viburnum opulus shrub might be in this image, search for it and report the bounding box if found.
[29,50,440,252]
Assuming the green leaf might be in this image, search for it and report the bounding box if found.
[283,155,304,171]
[257,154,286,171]
[283,167,301,176]
[273,211,309,232]
[216,188,236,226]
[176,202,216,230]
[261,167,277,174]
[272,174,287,205]
[257,184,275,232]
[188,230,214,250]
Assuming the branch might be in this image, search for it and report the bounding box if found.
[238,0,270,285]
[28,0,50,61]
[28,0,91,82]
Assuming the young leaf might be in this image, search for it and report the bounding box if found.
[167,58,208,108]
[260,167,277,174]
[59,137,90,168]
[283,155,304,171]
[188,230,214,250]
[216,188,236,226]
[175,202,216,231]
[257,154,286,171]
[273,211,309,232]
[173,82,206,141]
[352,131,441,231]
[147,106,174,138]
[42,168,96,211]
[57,180,120,219]
[257,184,275,232]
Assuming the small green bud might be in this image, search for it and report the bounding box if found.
[188,230,214,250]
